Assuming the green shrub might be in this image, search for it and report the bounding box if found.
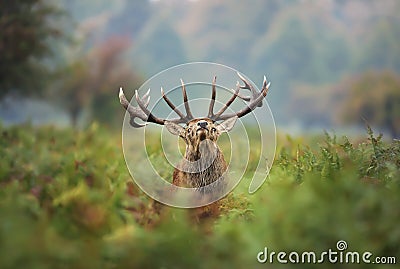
[0,123,398,268]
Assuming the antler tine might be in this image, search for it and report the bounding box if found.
[237,72,258,95]
[119,87,166,127]
[235,77,269,118]
[211,81,241,120]
[207,76,217,118]
[181,79,194,120]
[160,87,186,119]
[213,75,271,121]
[236,92,251,102]
[119,82,194,128]
[119,88,148,127]
[142,89,151,107]
[135,90,165,125]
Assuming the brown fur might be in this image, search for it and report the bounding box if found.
[171,118,228,187]
[166,118,235,221]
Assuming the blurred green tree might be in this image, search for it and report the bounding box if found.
[54,37,140,127]
[340,71,400,138]
[0,0,63,98]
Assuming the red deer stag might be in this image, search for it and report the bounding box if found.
[119,73,270,218]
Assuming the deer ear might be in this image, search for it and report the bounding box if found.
[165,121,185,136]
[216,116,238,133]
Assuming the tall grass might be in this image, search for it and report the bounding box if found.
[0,122,398,268]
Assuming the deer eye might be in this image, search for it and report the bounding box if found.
[187,128,191,133]
[211,127,216,132]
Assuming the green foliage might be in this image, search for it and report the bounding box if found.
[276,129,400,186]
[0,0,63,98]
[339,71,400,138]
[0,123,399,268]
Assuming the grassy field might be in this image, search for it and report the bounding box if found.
[0,122,399,268]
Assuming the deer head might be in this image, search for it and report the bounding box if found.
[119,73,270,188]
[163,117,237,160]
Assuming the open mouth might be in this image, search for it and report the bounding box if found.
[197,128,209,140]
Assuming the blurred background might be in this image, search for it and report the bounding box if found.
[1,2,400,268]
[1,0,399,137]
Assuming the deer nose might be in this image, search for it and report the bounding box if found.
[197,121,208,129]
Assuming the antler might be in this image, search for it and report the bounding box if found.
[119,73,270,128]
[119,79,195,128]
[208,72,271,121]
